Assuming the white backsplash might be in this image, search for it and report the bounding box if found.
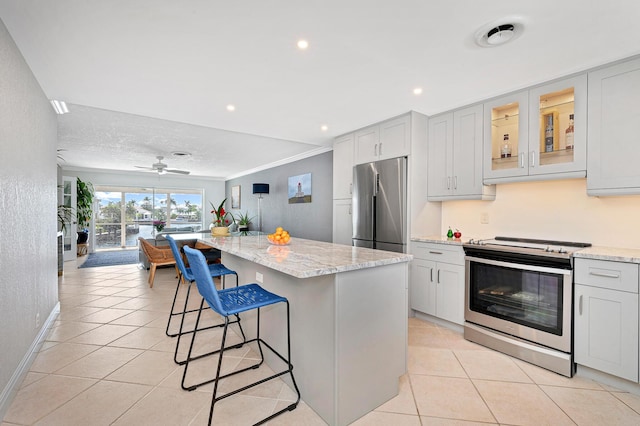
[441,178,640,249]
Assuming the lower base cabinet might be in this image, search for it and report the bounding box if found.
[574,258,639,382]
[332,199,352,246]
[410,242,465,325]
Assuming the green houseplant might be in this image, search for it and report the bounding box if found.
[76,177,94,244]
[234,211,254,232]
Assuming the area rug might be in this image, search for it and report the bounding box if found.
[79,250,139,268]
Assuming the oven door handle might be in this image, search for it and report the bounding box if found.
[464,255,572,275]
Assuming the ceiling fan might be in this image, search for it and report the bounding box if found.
[135,155,190,175]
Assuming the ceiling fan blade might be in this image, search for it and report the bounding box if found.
[165,169,191,175]
[134,166,156,170]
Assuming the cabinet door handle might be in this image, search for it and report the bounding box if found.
[589,271,620,279]
[349,183,352,194]
[374,143,378,156]
[447,176,451,189]
[454,176,458,189]
[578,295,583,315]
[530,151,535,168]
[429,251,443,255]
[430,268,433,282]
[520,152,525,168]
[437,270,441,284]
[379,142,383,156]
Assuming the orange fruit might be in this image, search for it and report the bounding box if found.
[276,226,283,233]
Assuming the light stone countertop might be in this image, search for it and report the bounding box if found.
[573,246,640,264]
[187,234,413,279]
[409,236,640,264]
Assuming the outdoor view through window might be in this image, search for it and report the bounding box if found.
[94,186,203,250]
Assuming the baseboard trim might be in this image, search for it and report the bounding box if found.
[0,302,60,420]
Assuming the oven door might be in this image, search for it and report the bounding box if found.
[465,255,573,352]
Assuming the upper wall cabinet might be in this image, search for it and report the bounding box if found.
[354,115,410,165]
[587,57,640,196]
[427,105,495,201]
[333,133,355,199]
[483,74,587,184]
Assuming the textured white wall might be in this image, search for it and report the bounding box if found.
[0,18,59,414]
[441,178,640,249]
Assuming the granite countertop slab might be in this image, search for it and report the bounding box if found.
[573,246,640,264]
[195,235,413,279]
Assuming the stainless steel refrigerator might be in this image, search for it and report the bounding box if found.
[352,156,407,253]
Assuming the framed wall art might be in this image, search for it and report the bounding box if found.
[231,185,241,209]
[288,173,311,204]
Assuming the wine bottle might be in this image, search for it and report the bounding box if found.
[565,114,574,150]
[545,115,554,152]
[501,134,512,158]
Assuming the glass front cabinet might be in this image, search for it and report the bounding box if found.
[484,74,587,183]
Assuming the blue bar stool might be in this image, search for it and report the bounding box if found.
[164,235,243,367]
[183,246,300,425]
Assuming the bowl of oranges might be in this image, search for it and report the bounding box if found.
[266,226,291,245]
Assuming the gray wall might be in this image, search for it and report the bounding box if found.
[0,18,59,417]
[225,151,333,242]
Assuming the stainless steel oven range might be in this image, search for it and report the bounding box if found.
[463,237,591,377]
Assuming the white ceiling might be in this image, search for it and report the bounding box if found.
[2,0,640,179]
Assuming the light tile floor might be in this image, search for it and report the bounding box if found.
[4,258,640,425]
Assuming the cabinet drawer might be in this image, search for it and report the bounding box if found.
[412,242,464,265]
[574,258,639,293]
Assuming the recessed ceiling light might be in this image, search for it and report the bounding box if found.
[50,99,69,114]
[226,104,235,111]
[413,87,423,95]
[320,125,328,132]
[474,17,525,48]
[297,39,309,50]
[171,151,192,157]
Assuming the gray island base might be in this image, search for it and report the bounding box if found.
[175,233,411,425]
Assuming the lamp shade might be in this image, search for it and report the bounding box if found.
[252,183,269,194]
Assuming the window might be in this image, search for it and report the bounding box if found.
[93,186,203,249]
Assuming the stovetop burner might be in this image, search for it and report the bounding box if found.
[465,236,591,258]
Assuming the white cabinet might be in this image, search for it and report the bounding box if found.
[427,105,495,201]
[333,133,354,199]
[410,242,465,325]
[332,133,354,245]
[354,115,410,165]
[484,74,587,183]
[587,57,640,195]
[574,258,639,382]
[332,199,352,246]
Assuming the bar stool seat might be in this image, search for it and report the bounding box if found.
[183,246,300,426]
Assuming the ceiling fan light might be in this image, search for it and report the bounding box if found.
[158,169,167,175]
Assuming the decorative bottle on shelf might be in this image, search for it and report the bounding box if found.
[565,114,574,150]
[501,134,512,158]
[545,115,554,152]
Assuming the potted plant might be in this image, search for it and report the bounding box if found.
[76,177,94,244]
[209,198,231,236]
[234,211,254,232]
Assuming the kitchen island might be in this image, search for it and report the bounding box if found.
[173,233,412,425]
